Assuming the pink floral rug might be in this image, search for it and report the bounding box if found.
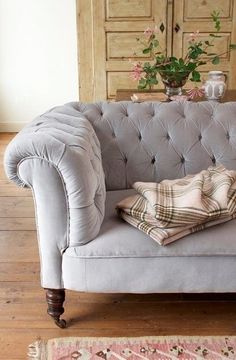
[28,336,236,360]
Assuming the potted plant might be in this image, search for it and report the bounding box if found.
[130,11,236,98]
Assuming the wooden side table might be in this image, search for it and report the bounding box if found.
[116,89,236,102]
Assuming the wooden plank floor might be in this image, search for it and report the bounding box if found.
[0,133,236,359]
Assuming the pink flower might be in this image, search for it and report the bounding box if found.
[144,27,154,37]
[130,62,143,81]
[188,30,200,42]
[130,71,143,81]
[143,25,158,37]
[186,87,205,99]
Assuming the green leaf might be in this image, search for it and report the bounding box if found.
[209,33,221,38]
[188,49,202,59]
[153,39,159,47]
[143,48,150,54]
[179,58,184,67]
[190,70,201,82]
[138,78,147,89]
[216,22,221,32]
[186,62,197,71]
[212,56,220,65]
[230,44,236,50]
[139,78,146,85]
[149,77,158,85]
[211,10,220,17]
[198,61,206,66]
[211,10,221,31]
[204,41,214,47]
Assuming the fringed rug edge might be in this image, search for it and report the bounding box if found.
[27,335,236,360]
[28,340,47,360]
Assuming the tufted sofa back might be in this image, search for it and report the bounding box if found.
[76,101,236,190]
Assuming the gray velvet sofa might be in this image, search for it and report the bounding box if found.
[4,100,236,328]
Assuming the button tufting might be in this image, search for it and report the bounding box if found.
[212,156,216,164]
[124,157,128,164]
[181,157,185,164]
[138,133,142,140]
[151,157,156,164]
[226,132,230,140]
[199,134,202,141]
[166,134,170,140]
[112,132,116,138]
[35,122,43,126]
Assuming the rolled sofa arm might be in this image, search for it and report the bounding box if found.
[4,103,106,288]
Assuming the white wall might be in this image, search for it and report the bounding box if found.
[0,0,78,131]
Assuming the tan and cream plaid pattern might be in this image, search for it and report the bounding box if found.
[116,165,236,245]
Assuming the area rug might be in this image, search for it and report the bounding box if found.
[28,336,236,360]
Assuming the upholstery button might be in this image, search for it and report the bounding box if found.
[35,122,43,126]
[151,157,155,164]
[181,157,185,164]
[226,132,230,140]
[199,134,202,141]
[166,134,170,140]
[124,157,128,164]
[212,156,216,164]
[138,133,142,140]
[112,132,116,138]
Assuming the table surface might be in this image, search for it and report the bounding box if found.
[115,89,236,102]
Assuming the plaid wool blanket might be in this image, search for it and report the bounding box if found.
[116,165,236,245]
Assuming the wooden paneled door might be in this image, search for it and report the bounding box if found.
[77,0,169,101]
[173,0,236,88]
[77,0,236,101]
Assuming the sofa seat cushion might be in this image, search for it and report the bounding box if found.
[65,189,236,258]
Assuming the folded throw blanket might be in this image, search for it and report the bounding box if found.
[116,165,236,245]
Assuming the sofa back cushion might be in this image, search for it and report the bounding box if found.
[76,101,236,190]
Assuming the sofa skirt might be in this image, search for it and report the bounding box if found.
[62,254,236,293]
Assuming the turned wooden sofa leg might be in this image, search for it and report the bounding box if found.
[45,289,66,328]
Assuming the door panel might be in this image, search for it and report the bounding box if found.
[106,0,152,19]
[184,0,232,19]
[173,0,236,88]
[107,32,150,59]
[108,72,134,97]
[77,0,168,101]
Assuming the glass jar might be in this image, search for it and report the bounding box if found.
[159,70,190,97]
